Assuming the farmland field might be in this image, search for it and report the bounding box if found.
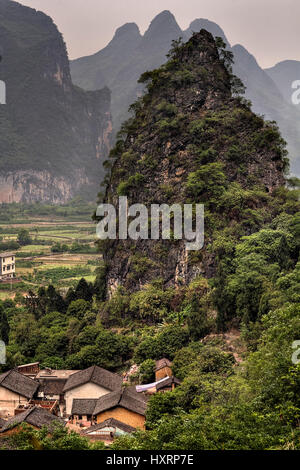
[0,202,101,300]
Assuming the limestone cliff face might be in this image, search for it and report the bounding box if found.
[101,31,287,295]
[0,169,90,204]
[0,0,112,203]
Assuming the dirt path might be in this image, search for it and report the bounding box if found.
[202,329,245,364]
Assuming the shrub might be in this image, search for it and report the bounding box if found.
[139,359,156,384]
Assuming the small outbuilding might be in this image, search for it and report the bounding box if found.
[155,358,173,381]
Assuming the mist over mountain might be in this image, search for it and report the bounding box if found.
[71,11,300,176]
[265,60,300,103]
[0,0,112,203]
[71,11,184,134]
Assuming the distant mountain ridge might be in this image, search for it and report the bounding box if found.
[0,0,112,203]
[265,60,300,103]
[71,11,300,176]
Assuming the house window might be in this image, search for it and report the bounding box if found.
[2,266,5,271]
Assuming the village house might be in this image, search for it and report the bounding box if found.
[0,370,39,418]
[71,398,97,425]
[36,368,79,416]
[63,365,123,416]
[92,386,147,430]
[0,406,65,437]
[71,386,147,430]
[16,363,79,417]
[82,418,136,443]
[17,362,40,379]
[135,358,181,394]
[0,252,15,280]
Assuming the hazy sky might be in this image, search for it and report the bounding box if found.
[16,0,299,68]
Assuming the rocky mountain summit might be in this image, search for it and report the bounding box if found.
[100,31,287,294]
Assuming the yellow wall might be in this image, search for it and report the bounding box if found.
[96,407,145,430]
[155,366,172,381]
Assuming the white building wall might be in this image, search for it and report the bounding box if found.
[0,385,28,418]
[0,255,15,278]
[65,382,110,416]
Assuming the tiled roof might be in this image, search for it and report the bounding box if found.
[63,366,122,393]
[0,252,15,258]
[83,418,136,435]
[71,399,98,416]
[17,362,39,368]
[93,386,147,417]
[0,370,39,399]
[0,407,64,433]
[155,358,172,371]
[37,378,67,396]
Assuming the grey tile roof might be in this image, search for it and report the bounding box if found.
[71,399,98,416]
[83,418,136,435]
[92,390,121,416]
[63,366,122,393]
[155,358,172,371]
[0,370,39,399]
[93,386,148,417]
[0,407,64,433]
[0,252,15,258]
[37,378,67,396]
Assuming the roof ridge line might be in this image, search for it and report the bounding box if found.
[90,365,96,382]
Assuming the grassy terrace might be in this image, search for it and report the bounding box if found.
[0,201,101,299]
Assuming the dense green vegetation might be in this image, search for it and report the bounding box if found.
[0,199,96,223]
[0,422,104,450]
[0,200,299,448]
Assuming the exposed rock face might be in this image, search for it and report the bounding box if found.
[101,31,287,295]
[0,0,112,203]
[0,169,89,204]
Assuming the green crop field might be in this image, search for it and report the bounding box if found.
[0,206,100,300]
